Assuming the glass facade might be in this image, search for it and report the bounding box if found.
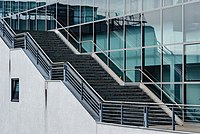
[1,0,200,106]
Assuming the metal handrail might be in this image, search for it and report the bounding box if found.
[66,62,104,102]
[26,32,53,64]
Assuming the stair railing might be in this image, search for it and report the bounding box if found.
[63,62,104,119]
[0,18,54,79]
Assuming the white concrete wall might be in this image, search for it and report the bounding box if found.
[0,38,186,134]
[46,81,96,134]
[0,38,46,134]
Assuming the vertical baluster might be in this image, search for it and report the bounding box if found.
[99,102,103,122]
[144,106,149,128]
[121,104,123,125]
[172,107,175,131]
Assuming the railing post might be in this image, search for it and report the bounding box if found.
[81,81,84,100]
[63,64,67,82]
[99,102,103,122]
[172,107,175,131]
[12,38,15,48]
[49,65,52,80]
[144,106,149,128]
[24,34,27,49]
[121,104,123,125]
[36,50,39,64]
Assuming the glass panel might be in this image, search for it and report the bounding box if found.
[11,14,18,30]
[94,0,107,20]
[184,2,200,42]
[19,13,27,30]
[69,0,81,25]
[109,0,124,18]
[143,0,160,11]
[81,23,94,53]
[186,84,200,105]
[125,14,141,48]
[11,1,19,15]
[163,6,182,44]
[185,44,200,81]
[163,84,183,104]
[125,0,142,14]
[0,1,3,17]
[19,1,27,12]
[3,1,11,17]
[28,1,36,10]
[143,10,161,46]
[37,6,46,31]
[126,49,141,82]
[144,47,161,82]
[185,84,200,122]
[27,9,37,30]
[163,0,182,6]
[95,20,108,52]
[163,45,183,82]
[68,26,80,50]
[81,0,93,23]
[47,4,56,30]
[57,3,68,27]
[110,17,124,69]
[184,0,199,3]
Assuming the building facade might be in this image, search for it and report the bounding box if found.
[1,0,200,114]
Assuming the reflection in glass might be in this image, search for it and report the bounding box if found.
[163,84,182,104]
[163,6,182,44]
[143,10,161,46]
[144,47,161,82]
[125,14,141,48]
[37,7,46,31]
[27,9,37,30]
[57,3,68,27]
[47,4,56,30]
[69,0,81,25]
[163,45,182,82]
[143,0,160,11]
[19,13,27,30]
[125,0,142,14]
[184,2,200,42]
[95,20,108,52]
[186,84,200,105]
[126,49,141,82]
[81,0,94,23]
[81,23,94,52]
[163,0,182,6]
[185,44,200,81]
[109,0,124,17]
[94,0,107,20]
[110,17,124,69]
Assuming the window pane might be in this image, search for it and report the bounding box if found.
[81,0,94,23]
[144,10,161,46]
[125,0,142,14]
[185,44,200,81]
[163,45,183,82]
[184,2,200,42]
[163,0,182,6]
[186,84,200,105]
[11,79,19,101]
[94,0,107,20]
[109,0,124,17]
[144,47,161,82]
[69,0,81,25]
[143,0,160,11]
[125,14,141,48]
[163,6,182,44]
